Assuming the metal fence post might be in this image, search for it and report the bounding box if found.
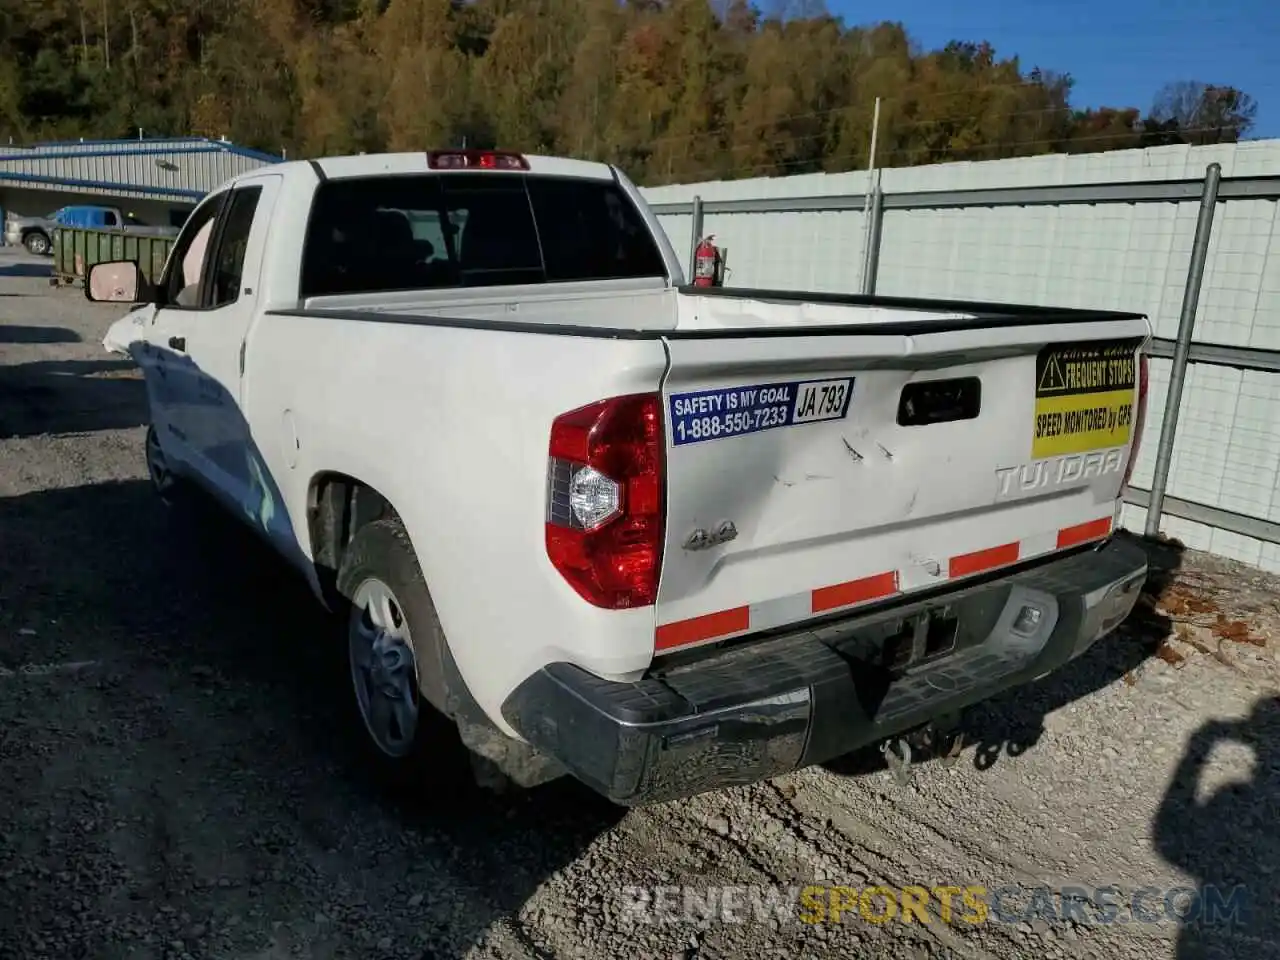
[860,182,885,295]
[688,195,704,284]
[1144,162,1222,538]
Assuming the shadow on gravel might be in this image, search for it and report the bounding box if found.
[0,477,623,958]
[957,535,1185,769]
[0,357,147,438]
[0,324,80,343]
[0,261,52,278]
[821,535,1183,779]
[1154,694,1280,959]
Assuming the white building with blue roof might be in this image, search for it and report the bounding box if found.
[0,136,281,228]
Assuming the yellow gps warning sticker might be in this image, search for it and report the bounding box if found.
[1033,338,1142,459]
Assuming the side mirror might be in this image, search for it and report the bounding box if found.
[84,260,157,304]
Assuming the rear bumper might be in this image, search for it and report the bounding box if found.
[502,534,1149,806]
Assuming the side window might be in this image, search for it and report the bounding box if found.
[207,188,262,307]
[163,195,224,308]
[102,210,119,227]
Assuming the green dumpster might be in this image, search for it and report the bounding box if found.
[52,226,174,288]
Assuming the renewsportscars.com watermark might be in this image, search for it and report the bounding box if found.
[618,883,1252,928]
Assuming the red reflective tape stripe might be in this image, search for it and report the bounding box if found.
[949,541,1020,579]
[655,607,750,652]
[1057,516,1112,549]
[812,571,899,614]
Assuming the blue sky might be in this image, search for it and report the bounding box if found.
[826,0,1278,138]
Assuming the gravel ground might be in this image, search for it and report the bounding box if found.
[2,245,1278,960]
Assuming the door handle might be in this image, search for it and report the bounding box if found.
[168,336,186,352]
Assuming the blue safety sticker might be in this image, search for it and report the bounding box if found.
[668,378,855,446]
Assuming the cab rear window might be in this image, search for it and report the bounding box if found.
[299,173,666,297]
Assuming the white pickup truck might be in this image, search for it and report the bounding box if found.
[89,149,1151,805]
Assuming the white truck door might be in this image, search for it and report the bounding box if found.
[179,174,282,528]
[137,192,227,476]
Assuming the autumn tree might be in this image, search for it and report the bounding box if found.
[0,0,1262,184]
[641,0,729,182]
[1150,80,1258,144]
[555,0,626,158]
[373,0,471,150]
[471,0,581,152]
[1069,107,1141,153]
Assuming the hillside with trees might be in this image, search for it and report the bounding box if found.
[0,0,1260,184]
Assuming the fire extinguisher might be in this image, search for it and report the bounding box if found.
[692,235,721,288]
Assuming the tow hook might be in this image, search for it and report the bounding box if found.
[881,738,913,786]
[880,717,967,784]
[940,730,966,768]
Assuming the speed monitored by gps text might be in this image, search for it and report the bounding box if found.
[1032,338,1142,459]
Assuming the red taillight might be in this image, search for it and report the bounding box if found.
[426,149,529,171]
[546,393,665,609]
[1123,351,1150,489]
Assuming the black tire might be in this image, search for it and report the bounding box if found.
[24,231,50,256]
[336,517,467,790]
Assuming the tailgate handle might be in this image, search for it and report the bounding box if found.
[898,377,981,426]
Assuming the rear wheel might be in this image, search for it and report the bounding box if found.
[337,517,462,784]
[348,574,420,758]
[24,231,49,256]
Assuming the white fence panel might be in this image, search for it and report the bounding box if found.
[640,140,1280,571]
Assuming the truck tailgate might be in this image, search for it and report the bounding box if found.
[655,313,1150,652]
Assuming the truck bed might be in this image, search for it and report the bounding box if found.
[277,285,1150,659]
[275,288,1142,340]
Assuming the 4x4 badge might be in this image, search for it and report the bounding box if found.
[683,520,738,551]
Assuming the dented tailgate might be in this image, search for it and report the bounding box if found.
[654,314,1151,654]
